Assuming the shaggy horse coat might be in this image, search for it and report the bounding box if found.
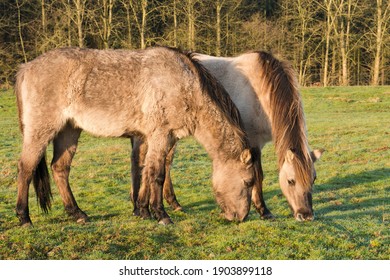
[15,47,260,225]
[131,51,323,221]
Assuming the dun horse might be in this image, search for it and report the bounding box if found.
[15,47,260,226]
[131,51,323,221]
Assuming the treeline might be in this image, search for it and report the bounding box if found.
[1,0,389,87]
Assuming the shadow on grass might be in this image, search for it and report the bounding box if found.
[317,168,389,191]
[314,168,389,221]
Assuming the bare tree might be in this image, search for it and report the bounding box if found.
[16,0,27,63]
[128,0,149,49]
[73,0,86,47]
[371,0,389,85]
[185,0,196,50]
[119,0,133,48]
[96,0,115,49]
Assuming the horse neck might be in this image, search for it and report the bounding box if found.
[193,103,247,162]
[253,52,310,168]
[188,53,248,162]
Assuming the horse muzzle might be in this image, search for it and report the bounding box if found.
[294,210,314,221]
[223,210,249,222]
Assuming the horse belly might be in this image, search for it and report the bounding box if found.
[68,106,142,138]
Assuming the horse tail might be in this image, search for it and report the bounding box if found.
[33,155,52,213]
[15,65,53,213]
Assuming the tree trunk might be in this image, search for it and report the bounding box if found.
[187,0,195,50]
[74,0,85,48]
[16,0,27,63]
[323,0,332,87]
[101,0,114,49]
[41,0,47,39]
[122,0,132,48]
[140,0,147,49]
[216,1,222,56]
[372,0,384,85]
[173,0,177,47]
[67,0,72,46]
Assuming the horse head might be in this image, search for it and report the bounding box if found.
[279,149,324,221]
[212,148,260,222]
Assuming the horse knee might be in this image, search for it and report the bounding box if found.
[51,160,70,174]
[143,162,165,184]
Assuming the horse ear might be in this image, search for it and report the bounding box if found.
[240,149,252,165]
[285,149,295,163]
[311,149,324,163]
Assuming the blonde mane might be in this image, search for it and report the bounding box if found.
[256,51,313,188]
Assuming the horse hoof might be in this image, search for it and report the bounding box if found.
[133,208,140,216]
[261,212,275,220]
[158,218,173,225]
[74,211,89,224]
[21,221,33,228]
[139,208,151,220]
[18,216,33,227]
[76,217,88,224]
[173,206,183,212]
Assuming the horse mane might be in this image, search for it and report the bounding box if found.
[256,51,312,188]
[185,51,249,155]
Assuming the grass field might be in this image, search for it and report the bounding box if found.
[0,86,389,260]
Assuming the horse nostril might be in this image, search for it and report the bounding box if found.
[306,213,315,221]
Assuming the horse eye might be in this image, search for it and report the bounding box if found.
[244,178,255,187]
[287,179,295,186]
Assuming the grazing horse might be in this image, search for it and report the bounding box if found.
[131,51,323,221]
[14,47,260,226]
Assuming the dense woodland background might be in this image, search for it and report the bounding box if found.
[0,0,389,87]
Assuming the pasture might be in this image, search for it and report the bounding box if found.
[0,86,389,260]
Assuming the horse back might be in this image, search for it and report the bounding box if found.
[15,47,200,138]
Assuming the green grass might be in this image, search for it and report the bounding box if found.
[0,86,389,260]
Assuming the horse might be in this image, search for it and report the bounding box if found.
[131,51,323,221]
[14,46,261,226]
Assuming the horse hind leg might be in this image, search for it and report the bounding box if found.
[163,143,183,211]
[16,131,56,226]
[51,124,88,223]
[17,145,47,226]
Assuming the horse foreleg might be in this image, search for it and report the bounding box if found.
[132,138,182,215]
[51,125,87,223]
[137,134,174,225]
[163,143,182,211]
[251,156,274,219]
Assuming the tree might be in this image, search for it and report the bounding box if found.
[0,0,389,87]
[92,0,115,49]
[371,0,389,85]
[73,0,86,47]
[16,0,29,63]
